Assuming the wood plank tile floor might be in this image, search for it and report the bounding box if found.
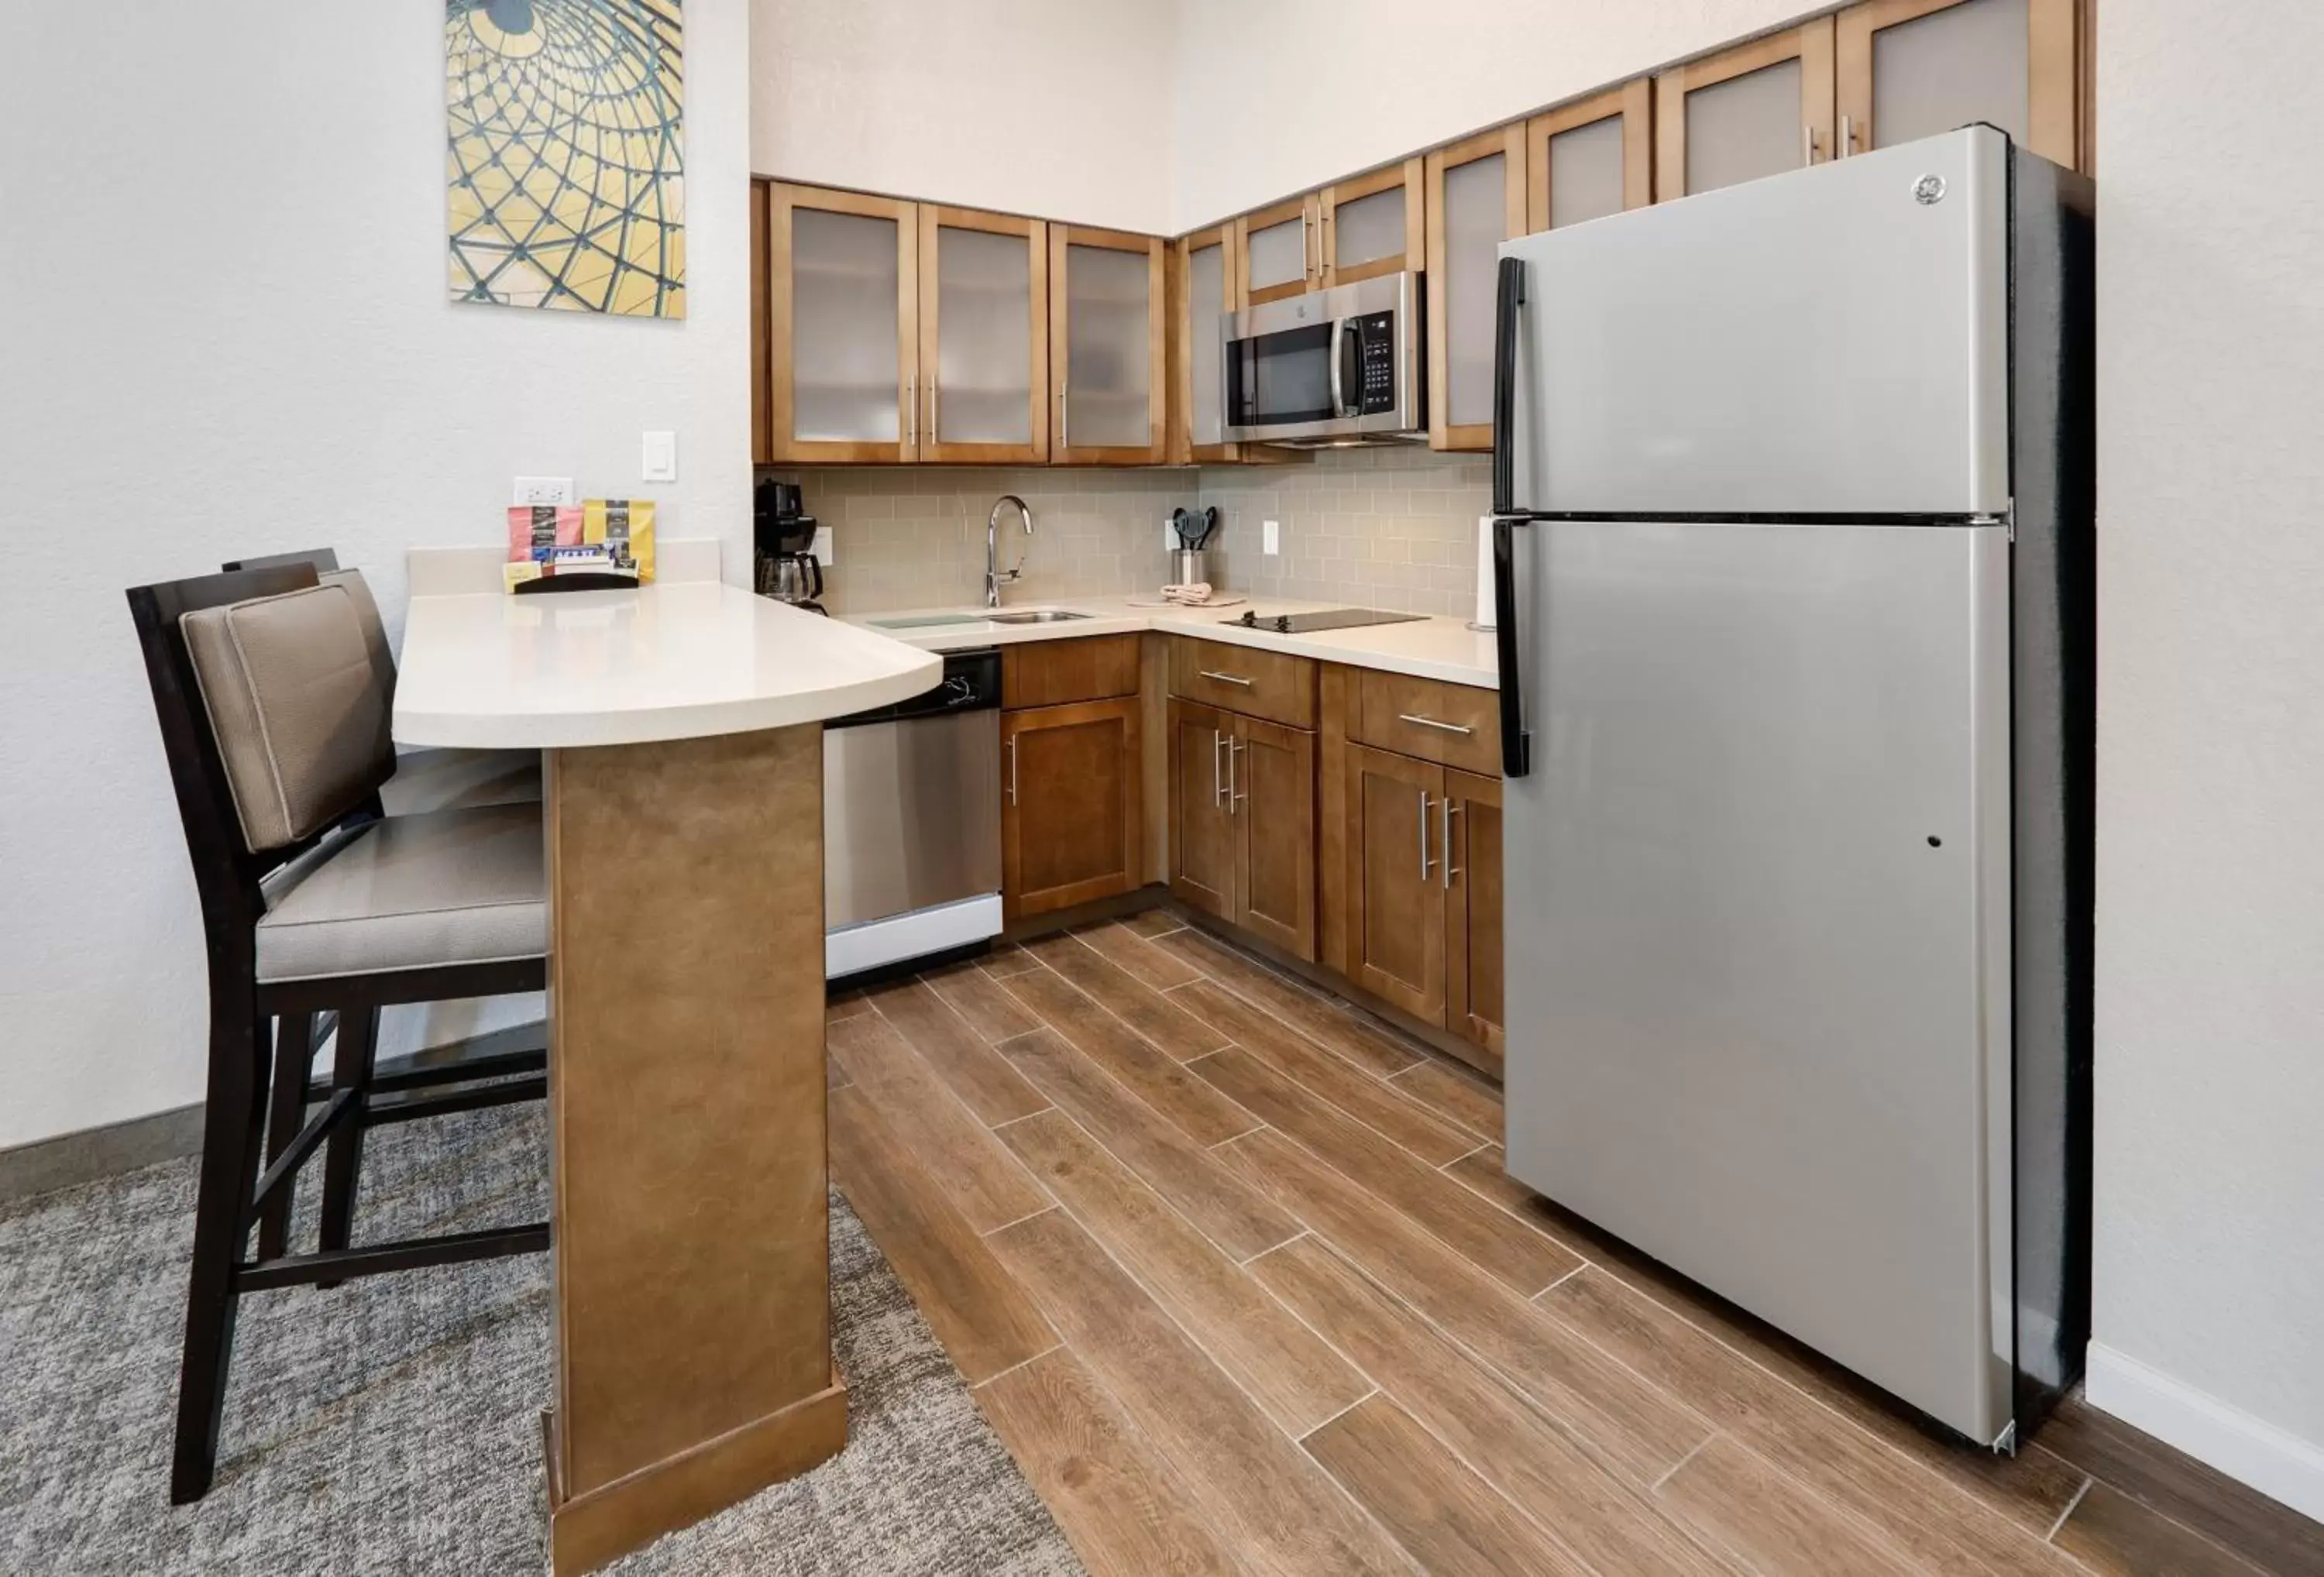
[827,913,2324,1577]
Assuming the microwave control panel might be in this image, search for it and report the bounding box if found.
[1352,311,1397,414]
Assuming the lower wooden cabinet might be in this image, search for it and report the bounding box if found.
[1002,697,1141,921]
[1167,698,1316,960]
[1340,743,1504,1070]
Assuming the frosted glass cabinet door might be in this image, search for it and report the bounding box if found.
[1051,227,1165,463]
[768,184,917,463]
[1177,226,1238,458]
[918,207,1047,464]
[1320,159,1424,287]
[1836,0,2079,169]
[1239,194,1315,306]
[1527,80,1653,232]
[1425,129,1526,451]
[1655,19,1838,201]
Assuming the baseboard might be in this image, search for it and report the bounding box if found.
[0,1102,207,1204]
[2085,1341,2324,1524]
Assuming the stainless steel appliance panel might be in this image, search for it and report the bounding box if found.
[824,708,1002,931]
[1222,271,1423,445]
[1501,517,2016,1440]
[1500,127,2009,517]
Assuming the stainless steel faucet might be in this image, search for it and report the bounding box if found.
[986,495,1033,608]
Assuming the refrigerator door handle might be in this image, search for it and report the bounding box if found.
[1491,256,1527,517]
[1492,514,1532,778]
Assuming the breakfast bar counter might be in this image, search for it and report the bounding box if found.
[395,582,937,1574]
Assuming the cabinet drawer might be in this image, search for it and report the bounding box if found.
[1168,637,1315,728]
[1003,634,1141,709]
[1353,670,1501,775]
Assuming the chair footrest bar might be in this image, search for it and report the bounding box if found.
[370,1045,546,1094]
[235,1221,548,1292]
[363,1074,547,1126]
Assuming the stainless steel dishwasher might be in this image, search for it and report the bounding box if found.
[822,648,1002,979]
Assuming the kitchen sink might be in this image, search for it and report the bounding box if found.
[987,610,1092,625]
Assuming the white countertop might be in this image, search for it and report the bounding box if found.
[846,594,1500,689]
[395,582,941,749]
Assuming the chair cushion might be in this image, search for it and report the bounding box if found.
[180,582,394,851]
[319,568,397,696]
[256,802,545,981]
[380,747,543,816]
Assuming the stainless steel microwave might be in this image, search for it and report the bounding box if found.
[1222,271,1425,446]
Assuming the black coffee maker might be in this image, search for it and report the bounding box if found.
[754,478,826,614]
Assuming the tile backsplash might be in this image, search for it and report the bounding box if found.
[782,466,1197,613]
[1197,448,1493,618]
[775,446,1490,617]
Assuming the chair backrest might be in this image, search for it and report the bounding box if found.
[220,548,340,574]
[126,569,392,945]
[222,549,394,688]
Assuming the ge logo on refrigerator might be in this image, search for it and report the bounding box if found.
[1913,174,1948,205]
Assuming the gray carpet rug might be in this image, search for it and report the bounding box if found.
[0,1104,1085,1575]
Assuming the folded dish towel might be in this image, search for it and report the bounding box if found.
[1161,582,1215,605]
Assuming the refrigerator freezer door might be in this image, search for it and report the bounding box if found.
[1501,127,2009,517]
[1501,518,2016,1442]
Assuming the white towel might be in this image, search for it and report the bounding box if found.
[1161,582,1214,605]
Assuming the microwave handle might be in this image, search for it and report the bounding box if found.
[1327,317,1349,420]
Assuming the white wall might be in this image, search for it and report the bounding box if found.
[0,1,754,1149]
[2088,0,2324,1515]
[751,0,1176,230]
[1171,0,1812,229]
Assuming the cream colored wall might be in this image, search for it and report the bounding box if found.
[751,0,1176,230]
[1198,451,1492,617]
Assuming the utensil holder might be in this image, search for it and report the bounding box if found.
[1168,548,1211,588]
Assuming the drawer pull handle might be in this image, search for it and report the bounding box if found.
[1397,713,1473,736]
[1199,669,1255,686]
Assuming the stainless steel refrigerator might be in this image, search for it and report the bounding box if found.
[1490,125,2092,1448]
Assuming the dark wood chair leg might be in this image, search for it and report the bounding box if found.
[171,1005,270,1504]
[317,1005,379,1286]
[256,1012,317,1260]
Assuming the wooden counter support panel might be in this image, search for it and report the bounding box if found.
[543,725,844,1574]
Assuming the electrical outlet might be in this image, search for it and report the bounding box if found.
[1164,517,1180,551]
[513,476,573,507]
[1263,519,1281,555]
[811,525,834,566]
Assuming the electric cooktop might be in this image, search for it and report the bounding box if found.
[1222,608,1429,635]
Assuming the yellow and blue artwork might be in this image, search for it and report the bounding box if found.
[447,0,684,318]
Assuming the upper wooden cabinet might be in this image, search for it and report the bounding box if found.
[1425,128,1526,452]
[765,183,920,464]
[1173,222,1240,462]
[1236,159,1426,307]
[1655,18,1839,201]
[1050,225,1167,466]
[1835,0,2080,167]
[1527,80,1653,232]
[1237,193,1318,306]
[918,207,1049,465]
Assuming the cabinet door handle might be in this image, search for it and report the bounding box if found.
[1840,113,1856,158]
[1007,736,1018,805]
[1059,380,1070,450]
[1198,669,1254,686]
[930,376,940,442]
[1442,798,1462,890]
[1231,737,1247,809]
[1802,123,1819,167]
[1397,713,1473,736]
[906,373,916,448]
[1418,789,1434,881]
[1212,728,1227,806]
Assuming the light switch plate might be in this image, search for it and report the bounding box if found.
[512,476,573,506]
[1263,519,1281,555]
[812,525,834,566]
[1164,517,1180,551]
[641,430,677,483]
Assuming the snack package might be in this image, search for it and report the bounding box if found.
[507,504,582,562]
[582,498,656,582]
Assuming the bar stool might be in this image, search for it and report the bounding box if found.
[126,564,551,1504]
[220,549,542,1265]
